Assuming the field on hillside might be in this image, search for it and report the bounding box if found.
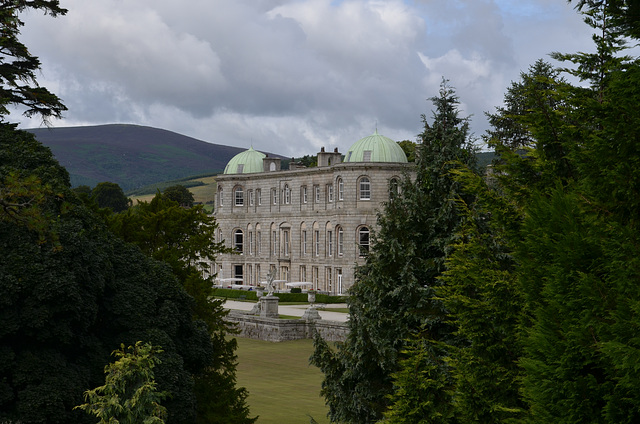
[130,176,217,206]
[235,337,330,424]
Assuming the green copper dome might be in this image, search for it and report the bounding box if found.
[223,147,266,174]
[344,130,408,163]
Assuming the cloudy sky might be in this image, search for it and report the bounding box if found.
[13,0,595,157]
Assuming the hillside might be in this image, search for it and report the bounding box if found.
[27,124,246,191]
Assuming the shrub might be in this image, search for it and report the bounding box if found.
[290,287,302,293]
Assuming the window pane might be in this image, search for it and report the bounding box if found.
[359,177,371,200]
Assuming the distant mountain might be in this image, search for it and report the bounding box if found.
[27,124,247,191]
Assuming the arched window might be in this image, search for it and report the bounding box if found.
[233,229,244,253]
[326,222,333,257]
[337,226,344,256]
[337,177,344,201]
[301,222,308,255]
[359,177,371,200]
[389,178,399,200]
[256,224,262,255]
[234,186,244,206]
[358,226,370,257]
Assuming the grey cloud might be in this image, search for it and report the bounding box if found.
[14,0,598,156]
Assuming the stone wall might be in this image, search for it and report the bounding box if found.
[226,311,349,342]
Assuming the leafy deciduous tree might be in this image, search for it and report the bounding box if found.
[163,184,195,207]
[0,128,215,424]
[91,181,131,212]
[107,194,256,424]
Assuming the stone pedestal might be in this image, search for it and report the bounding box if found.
[259,295,279,318]
[302,305,321,321]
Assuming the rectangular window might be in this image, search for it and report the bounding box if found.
[300,265,307,283]
[314,230,320,256]
[257,189,262,205]
[338,179,344,200]
[302,186,308,203]
[328,185,334,202]
[315,185,320,203]
[326,267,332,292]
[272,189,278,205]
[249,231,254,255]
[257,231,262,255]
[234,230,243,253]
[302,230,307,255]
[272,231,278,255]
[313,266,319,289]
[248,264,253,285]
[360,178,371,200]
[235,188,244,206]
[327,230,333,257]
[283,230,290,256]
[338,227,344,256]
[249,190,254,206]
[234,264,243,281]
[256,264,261,285]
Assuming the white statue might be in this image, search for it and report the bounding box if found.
[265,269,277,296]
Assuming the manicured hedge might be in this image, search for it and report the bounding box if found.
[213,288,346,304]
[214,288,258,300]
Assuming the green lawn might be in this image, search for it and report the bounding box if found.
[235,337,330,424]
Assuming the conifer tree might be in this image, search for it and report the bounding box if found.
[312,80,477,423]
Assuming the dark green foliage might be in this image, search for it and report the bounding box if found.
[215,288,259,301]
[296,154,318,167]
[439,169,526,423]
[0,126,215,423]
[384,339,455,424]
[92,181,131,212]
[396,140,416,162]
[485,59,563,151]
[162,184,195,207]
[106,193,256,424]
[0,1,67,122]
[290,287,302,293]
[312,80,477,423]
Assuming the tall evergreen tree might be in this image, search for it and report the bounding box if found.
[0,1,67,123]
[312,80,477,423]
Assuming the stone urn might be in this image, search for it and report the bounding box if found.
[307,291,316,303]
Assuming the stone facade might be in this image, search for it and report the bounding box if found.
[212,141,412,294]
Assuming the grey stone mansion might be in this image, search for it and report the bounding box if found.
[212,131,411,294]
